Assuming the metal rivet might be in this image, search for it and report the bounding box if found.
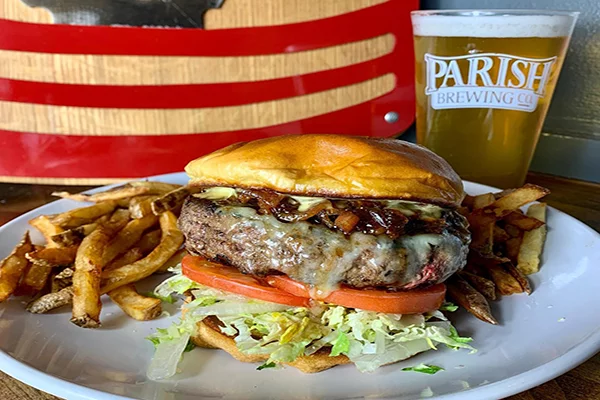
[384,111,399,124]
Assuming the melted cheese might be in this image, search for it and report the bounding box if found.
[194,187,237,200]
[195,186,445,216]
[289,195,328,212]
[218,206,464,293]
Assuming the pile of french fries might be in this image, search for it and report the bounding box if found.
[0,181,199,328]
[448,184,550,324]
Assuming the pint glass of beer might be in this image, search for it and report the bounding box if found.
[411,10,578,188]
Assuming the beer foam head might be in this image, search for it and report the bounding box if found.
[412,13,576,38]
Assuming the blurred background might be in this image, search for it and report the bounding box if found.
[0,0,597,183]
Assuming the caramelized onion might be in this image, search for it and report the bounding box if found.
[213,188,464,240]
[334,211,360,234]
[273,201,332,222]
[316,210,337,229]
[238,189,285,211]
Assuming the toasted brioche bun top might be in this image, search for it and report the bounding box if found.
[185,134,464,206]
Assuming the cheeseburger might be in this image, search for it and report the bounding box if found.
[147,135,474,379]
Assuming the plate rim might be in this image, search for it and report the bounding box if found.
[0,173,598,400]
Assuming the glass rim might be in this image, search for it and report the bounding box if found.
[411,9,579,18]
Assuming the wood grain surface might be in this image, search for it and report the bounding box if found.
[0,35,393,85]
[0,172,598,399]
[1,0,387,26]
[0,74,394,135]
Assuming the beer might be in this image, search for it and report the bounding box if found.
[411,11,577,188]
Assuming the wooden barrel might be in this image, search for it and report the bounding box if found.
[0,0,418,184]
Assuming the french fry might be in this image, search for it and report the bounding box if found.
[473,193,495,209]
[50,216,107,247]
[459,271,497,301]
[503,211,544,231]
[486,184,550,217]
[16,263,53,296]
[71,215,128,328]
[493,226,510,243]
[104,247,144,272]
[457,206,470,218]
[517,203,547,275]
[151,186,201,216]
[467,212,496,256]
[51,267,74,293]
[27,286,73,314]
[505,237,522,263]
[446,275,497,325]
[108,284,162,321]
[102,211,184,293]
[55,266,75,280]
[493,188,516,200]
[461,194,475,210]
[130,181,182,193]
[51,201,117,228]
[486,263,523,295]
[107,209,131,226]
[102,215,158,266]
[0,232,33,302]
[156,248,186,274]
[136,229,162,255]
[503,262,532,295]
[50,227,87,247]
[25,246,78,268]
[129,195,160,219]
[53,182,179,203]
[115,198,133,208]
[29,215,64,247]
[52,185,150,203]
[468,250,511,266]
[504,224,521,238]
[463,260,486,276]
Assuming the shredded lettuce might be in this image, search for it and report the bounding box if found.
[184,340,196,353]
[257,362,276,370]
[402,363,444,374]
[153,267,203,298]
[146,271,475,380]
[439,302,459,312]
[146,317,194,380]
[330,332,350,356]
[144,292,176,304]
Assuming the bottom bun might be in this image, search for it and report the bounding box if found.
[191,317,350,373]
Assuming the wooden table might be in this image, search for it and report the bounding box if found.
[0,173,598,400]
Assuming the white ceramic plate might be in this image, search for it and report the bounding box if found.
[1,173,599,400]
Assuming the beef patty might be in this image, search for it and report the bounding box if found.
[179,197,469,289]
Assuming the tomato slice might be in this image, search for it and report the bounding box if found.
[182,255,309,307]
[266,275,446,314]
